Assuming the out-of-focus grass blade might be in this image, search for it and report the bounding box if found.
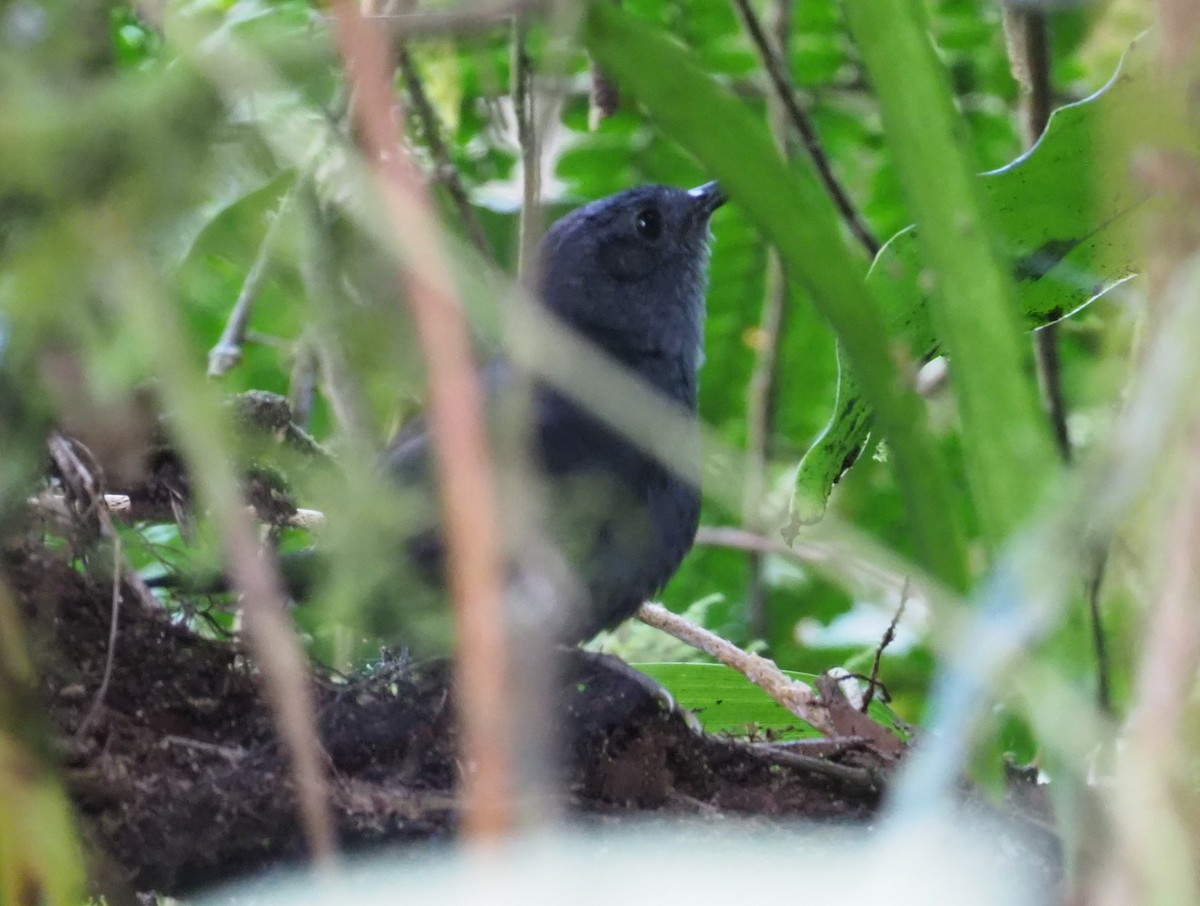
[0,590,85,906]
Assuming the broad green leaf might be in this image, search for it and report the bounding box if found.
[635,661,909,742]
[846,0,1057,549]
[791,39,1155,526]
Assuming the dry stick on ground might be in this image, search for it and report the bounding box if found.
[636,602,904,756]
[635,602,838,736]
[730,0,879,256]
[44,435,164,739]
[742,0,793,640]
[396,44,493,259]
[328,0,511,839]
[45,434,125,742]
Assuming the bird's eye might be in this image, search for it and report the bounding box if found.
[634,207,663,241]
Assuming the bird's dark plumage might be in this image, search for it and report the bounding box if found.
[153,183,724,648]
[386,182,724,642]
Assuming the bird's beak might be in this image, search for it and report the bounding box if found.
[688,180,727,219]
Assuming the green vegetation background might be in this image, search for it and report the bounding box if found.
[3,0,1150,718]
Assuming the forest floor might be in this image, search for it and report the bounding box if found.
[9,543,892,896]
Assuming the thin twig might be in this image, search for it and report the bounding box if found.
[396,43,493,259]
[743,280,785,638]
[46,434,125,740]
[328,0,511,839]
[31,488,325,531]
[587,0,620,135]
[743,0,793,640]
[635,602,838,736]
[729,0,879,256]
[1034,326,1071,459]
[693,524,918,604]
[862,576,909,713]
[512,21,542,281]
[288,339,320,430]
[297,192,379,450]
[1003,9,1053,147]
[1085,545,1113,714]
[1004,10,1117,721]
[74,527,122,740]
[208,185,299,378]
[1003,9,1071,461]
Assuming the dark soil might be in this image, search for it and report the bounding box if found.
[7,545,891,897]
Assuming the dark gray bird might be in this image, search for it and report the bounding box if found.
[386,181,726,643]
[156,182,725,647]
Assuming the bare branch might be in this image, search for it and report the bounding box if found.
[1085,546,1113,715]
[46,434,126,741]
[694,524,921,605]
[729,0,879,256]
[396,44,493,259]
[208,186,298,378]
[862,577,908,713]
[635,602,838,736]
[1003,8,1072,463]
[742,0,793,639]
[512,21,542,282]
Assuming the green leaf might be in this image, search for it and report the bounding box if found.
[634,662,909,742]
[843,0,1057,547]
[791,38,1153,526]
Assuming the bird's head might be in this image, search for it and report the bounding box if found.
[536,182,726,363]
